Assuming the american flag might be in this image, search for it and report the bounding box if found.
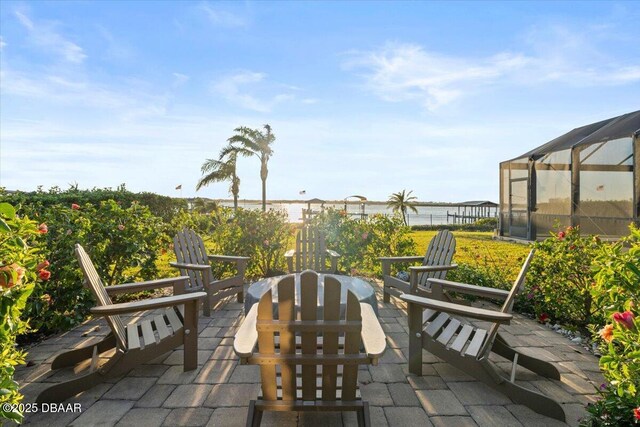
[175,184,182,190]
[299,190,306,195]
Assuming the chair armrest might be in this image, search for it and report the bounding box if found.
[170,262,210,271]
[284,250,295,258]
[360,304,386,362]
[105,276,190,295]
[234,304,258,359]
[400,294,512,324]
[409,264,458,274]
[208,254,250,263]
[378,256,425,264]
[427,278,510,300]
[326,249,341,258]
[91,292,206,315]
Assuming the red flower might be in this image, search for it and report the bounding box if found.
[71,203,80,210]
[557,231,565,240]
[36,260,50,271]
[538,313,549,323]
[38,269,51,281]
[38,223,48,234]
[634,407,640,421]
[612,311,635,329]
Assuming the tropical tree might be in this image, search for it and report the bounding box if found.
[387,189,418,226]
[228,124,276,212]
[196,145,241,210]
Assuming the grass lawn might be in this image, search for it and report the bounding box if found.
[410,231,532,282]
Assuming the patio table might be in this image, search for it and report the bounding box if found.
[244,273,379,317]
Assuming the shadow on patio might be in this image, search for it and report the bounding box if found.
[16,279,601,427]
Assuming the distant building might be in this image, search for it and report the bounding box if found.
[499,110,640,240]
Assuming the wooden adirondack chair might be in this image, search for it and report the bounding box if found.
[234,270,386,426]
[400,250,566,422]
[37,244,206,404]
[171,228,249,316]
[284,225,340,273]
[380,229,457,303]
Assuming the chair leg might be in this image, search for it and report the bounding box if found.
[237,289,244,304]
[202,290,212,317]
[246,400,262,427]
[383,289,390,303]
[357,402,371,427]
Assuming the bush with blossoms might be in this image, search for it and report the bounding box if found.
[21,200,167,335]
[0,202,49,423]
[582,224,640,426]
[310,209,416,276]
[524,225,605,330]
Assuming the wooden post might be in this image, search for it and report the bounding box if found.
[407,302,422,375]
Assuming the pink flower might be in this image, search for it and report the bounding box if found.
[612,311,635,329]
[361,232,369,240]
[118,224,125,231]
[557,231,565,240]
[71,203,80,210]
[38,269,51,281]
[38,223,48,234]
[36,260,50,272]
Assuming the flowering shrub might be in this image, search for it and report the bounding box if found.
[22,200,167,335]
[310,209,416,276]
[582,224,640,426]
[524,225,605,330]
[0,202,47,423]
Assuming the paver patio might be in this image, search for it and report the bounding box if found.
[15,279,602,427]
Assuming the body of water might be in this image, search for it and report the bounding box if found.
[219,201,495,226]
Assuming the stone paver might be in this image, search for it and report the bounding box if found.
[20,278,601,427]
[116,408,171,427]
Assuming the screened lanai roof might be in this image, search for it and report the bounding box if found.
[506,110,640,162]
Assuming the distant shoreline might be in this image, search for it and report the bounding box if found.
[189,198,497,207]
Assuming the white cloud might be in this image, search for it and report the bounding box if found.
[0,37,6,49]
[345,24,640,111]
[198,2,247,28]
[211,71,295,112]
[172,73,190,87]
[15,10,87,63]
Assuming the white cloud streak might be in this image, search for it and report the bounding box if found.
[198,2,248,28]
[211,71,295,112]
[345,24,640,111]
[14,10,87,63]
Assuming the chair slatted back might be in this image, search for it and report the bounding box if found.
[173,228,210,291]
[256,271,362,403]
[477,249,535,359]
[418,229,456,286]
[75,244,128,351]
[294,226,327,272]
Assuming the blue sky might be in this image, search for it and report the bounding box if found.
[1,1,639,202]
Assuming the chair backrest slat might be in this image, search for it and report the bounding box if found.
[75,244,128,350]
[322,276,341,401]
[278,276,296,400]
[173,228,210,290]
[419,230,456,286]
[257,289,277,401]
[300,271,318,400]
[341,290,361,401]
[477,249,535,359]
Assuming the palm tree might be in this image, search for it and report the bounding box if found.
[196,145,241,211]
[387,189,419,226]
[228,124,275,212]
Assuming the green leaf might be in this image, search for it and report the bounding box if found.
[0,202,16,219]
[0,218,10,233]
